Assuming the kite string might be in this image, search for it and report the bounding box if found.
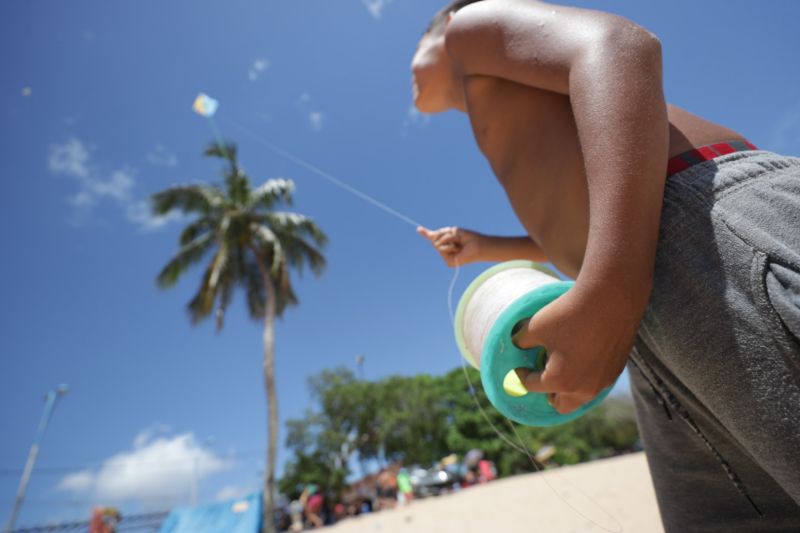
[222,117,422,229]
[208,114,622,531]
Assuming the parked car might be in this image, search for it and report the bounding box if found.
[408,464,462,498]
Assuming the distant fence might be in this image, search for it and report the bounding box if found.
[12,511,169,533]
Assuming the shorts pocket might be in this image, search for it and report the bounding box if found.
[751,251,800,350]
[765,261,800,342]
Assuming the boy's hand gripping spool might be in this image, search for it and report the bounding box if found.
[454,261,614,426]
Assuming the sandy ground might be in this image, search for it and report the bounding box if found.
[328,453,663,533]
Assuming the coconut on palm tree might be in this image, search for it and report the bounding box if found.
[152,142,326,533]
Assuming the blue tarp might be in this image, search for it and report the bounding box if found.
[157,492,262,533]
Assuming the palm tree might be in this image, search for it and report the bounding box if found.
[152,142,327,533]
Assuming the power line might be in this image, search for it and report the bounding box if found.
[0,450,268,476]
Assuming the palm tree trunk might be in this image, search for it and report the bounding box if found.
[255,257,279,533]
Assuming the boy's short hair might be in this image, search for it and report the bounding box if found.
[426,0,486,35]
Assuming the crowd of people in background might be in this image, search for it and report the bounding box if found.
[276,451,497,531]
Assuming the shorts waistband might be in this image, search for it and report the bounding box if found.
[667,140,758,177]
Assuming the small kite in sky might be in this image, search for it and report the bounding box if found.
[192,93,219,117]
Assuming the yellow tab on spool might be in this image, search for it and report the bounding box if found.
[503,370,528,397]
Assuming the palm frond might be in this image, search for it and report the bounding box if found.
[208,243,228,291]
[186,245,231,324]
[179,216,217,246]
[204,141,237,164]
[275,263,298,315]
[226,167,252,207]
[242,257,266,319]
[251,223,285,276]
[214,264,237,332]
[254,212,327,278]
[249,179,295,210]
[259,211,327,248]
[151,185,224,217]
[282,236,327,277]
[187,262,217,324]
[157,233,217,289]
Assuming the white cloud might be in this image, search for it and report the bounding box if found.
[126,201,183,231]
[308,111,324,131]
[49,137,91,179]
[405,105,429,126]
[70,191,94,208]
[57,429,229,508]
[362,0,392,19]
[133,424,172,448]
[296,94,325,131]
[48,137,178,231]
[401,104,430,137]
[248,57,270,82]
[49,139,134,204]
[59,470,94,492]
[94,169,135,201]
[146,144,178,167]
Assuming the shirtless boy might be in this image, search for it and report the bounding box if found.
[412,1,800,530]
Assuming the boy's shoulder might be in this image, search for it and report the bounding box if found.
[443,0,647,95]
[446,0,618,41]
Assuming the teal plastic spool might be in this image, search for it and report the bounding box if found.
[455,261,613,427]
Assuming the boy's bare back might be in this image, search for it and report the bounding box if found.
[411,0,751,414]
[449,7,745,278]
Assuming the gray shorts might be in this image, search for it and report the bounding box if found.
[628,150,800,532]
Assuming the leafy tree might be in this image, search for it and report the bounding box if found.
[282,365,640,492]
[152,142,327,533]
[285,368,381,473]
[279,451,348,500]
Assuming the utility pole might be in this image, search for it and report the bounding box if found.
[4,385,69,533]
[190,436,215,506]
[355,354,365,380]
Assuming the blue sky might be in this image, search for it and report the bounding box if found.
[2,0,799,527]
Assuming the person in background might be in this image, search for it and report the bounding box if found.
[288,496,304,532]
[303,484,324,528]
[396,468,414,505]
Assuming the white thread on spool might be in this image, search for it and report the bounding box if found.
[459,263,558,368]
[451,263,624,533]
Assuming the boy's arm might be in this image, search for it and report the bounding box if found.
[417,226,546,266]
[446,1,669,413]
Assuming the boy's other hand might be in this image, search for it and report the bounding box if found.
[513,283,642,414]
[417,226,483,267]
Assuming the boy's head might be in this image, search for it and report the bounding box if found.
[411,0,485,113]
[425,0,485,36]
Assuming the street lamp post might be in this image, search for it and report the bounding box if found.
[4,385,69,533]
[190,436,215,506]
[355,355,365,380]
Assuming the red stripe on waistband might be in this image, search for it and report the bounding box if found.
[666,140,757,177]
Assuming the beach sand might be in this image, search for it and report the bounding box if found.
[328,452,663,533]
